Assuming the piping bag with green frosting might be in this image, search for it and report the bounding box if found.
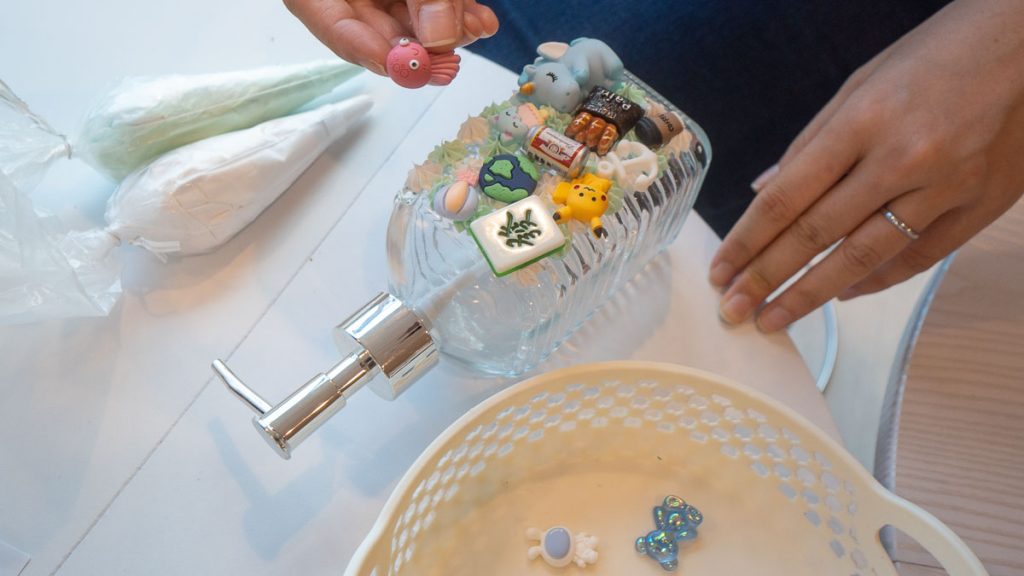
[0,60,363,187]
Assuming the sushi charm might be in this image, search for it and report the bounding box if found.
[635,495,703,571]
[526,526,599,568]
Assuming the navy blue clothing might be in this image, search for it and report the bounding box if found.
[469,0,952,237]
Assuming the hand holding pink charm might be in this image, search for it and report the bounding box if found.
[386,38,461,89]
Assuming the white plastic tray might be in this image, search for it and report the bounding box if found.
[345,362,986,575]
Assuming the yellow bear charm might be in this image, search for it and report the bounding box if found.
[552,173,613,238]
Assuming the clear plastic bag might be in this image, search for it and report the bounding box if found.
[0,80,71,192]
[0,59,369,324]
[0,95,373,324]
[0,175,121,323]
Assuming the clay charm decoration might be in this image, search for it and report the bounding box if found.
[635,495,704,571]
[478,153,539,203]
[432,179,479,221]
[518,38,625,113]
[552,173,613,238]
[469,195,566,276]
[386,38,461,89]
[565,87,645,155]
[525,126,590,178]
[490,103,549,145]
[596,140,660,190]
[634,105,686,150]
[526,526,599,568]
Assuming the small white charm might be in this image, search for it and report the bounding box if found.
[470,195,566,277]
[526,526,599,568]
[596,139,660,190]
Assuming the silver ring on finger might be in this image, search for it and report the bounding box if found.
[879,205,921,240]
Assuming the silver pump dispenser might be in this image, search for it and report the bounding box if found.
[212,292,437,458]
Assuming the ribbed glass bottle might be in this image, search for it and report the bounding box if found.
[387,74,710,376]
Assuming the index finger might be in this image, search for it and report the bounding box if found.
[709,115,862,287]
[285,0,393,75]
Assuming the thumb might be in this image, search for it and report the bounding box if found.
[407,0,463,51]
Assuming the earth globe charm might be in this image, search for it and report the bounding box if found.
[478,153,539,203]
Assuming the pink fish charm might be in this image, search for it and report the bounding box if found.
[386,38,461,89]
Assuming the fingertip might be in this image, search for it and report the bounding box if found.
[755,305,793,333]
[326,18,391,76]
[461,11,483,41]
[838,285,868,300]
[751,163,779,193]
[708,260,736,288]
[466,2,499,37]
[364,59,388,77]
[484,19,498,38]
[355,49,388,77]
[719,291,754,325]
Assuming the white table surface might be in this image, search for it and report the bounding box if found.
[0,3,838,574]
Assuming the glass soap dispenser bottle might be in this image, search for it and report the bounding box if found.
[213,41,711,459]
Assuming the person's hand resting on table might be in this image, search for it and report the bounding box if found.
[284,0,498,76]
[711,0,1024,333]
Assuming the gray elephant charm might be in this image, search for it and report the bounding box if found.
[517,38,625,113]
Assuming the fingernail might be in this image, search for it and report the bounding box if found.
[418,1,458,48]
[479,20,498,38]
[719,293,753,325]
[708,261,735,288]
[367,60,387,76]
[838,286,860,301]
[461,16,483,41]
[757,306,793,333]
[751,163,779,193]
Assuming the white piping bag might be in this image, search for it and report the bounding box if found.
[1,60,363,186]
[0,95,373,324]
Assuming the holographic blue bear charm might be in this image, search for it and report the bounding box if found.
[635,495,703,571]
